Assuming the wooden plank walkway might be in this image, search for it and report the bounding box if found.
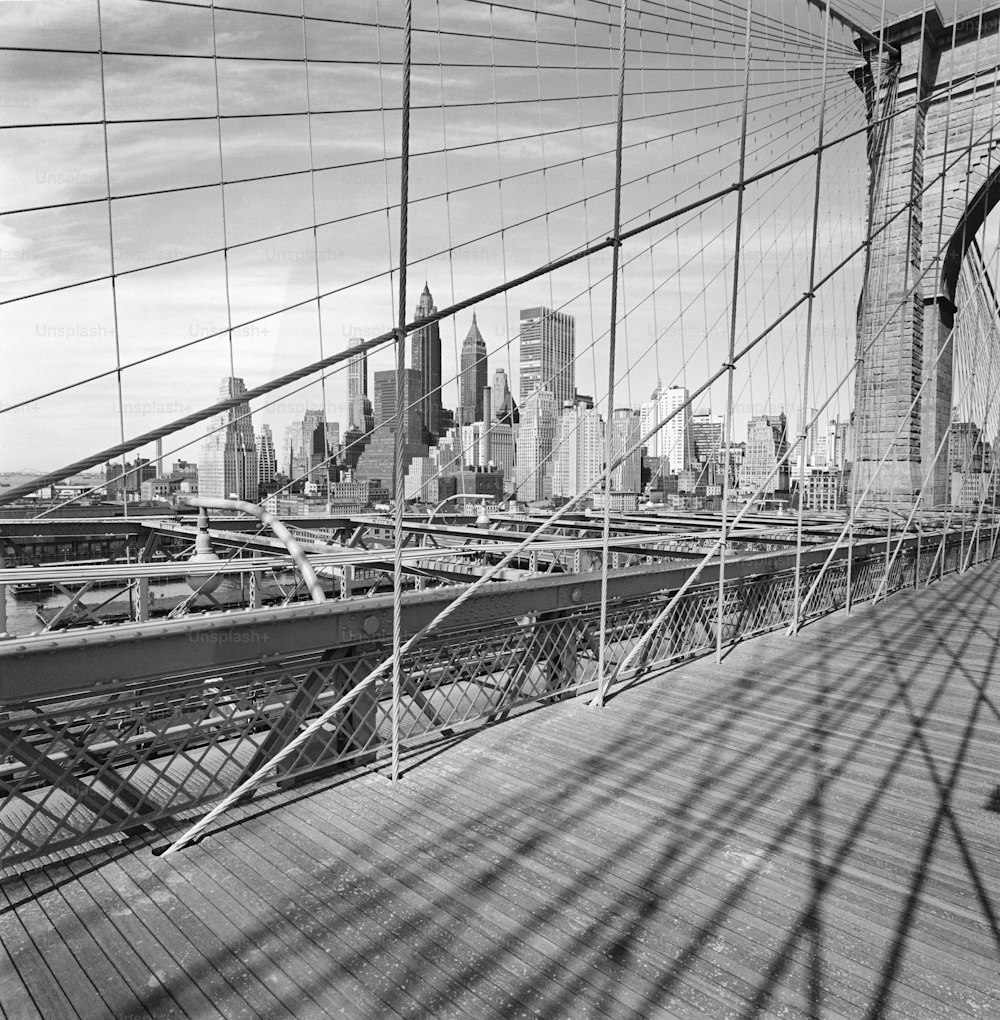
[2,561,999,1018]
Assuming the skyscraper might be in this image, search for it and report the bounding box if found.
[349,395,374,437]
[640,384,662,459]
[492,367,518,424]
[739,414,790,495]
[519,307,575,407]
[411,283,442,442]
[690,411,724,465]
[347,337,368,430]
[293,408,330,486]
[353,369,428,498]
[372,368,423,443]
[199,377,259,500]
[609,408,641,492]
[516,386,558,501]
[258,424,276,485]
[459,313,488,425]
[640,384,693,473]
[553,399,604,499]
[791,407,820,481]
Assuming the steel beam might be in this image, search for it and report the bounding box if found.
[0,536,908,702]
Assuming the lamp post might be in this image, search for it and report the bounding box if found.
[427,492,499,525]
[181,496,327,603]
[184,507,223,594]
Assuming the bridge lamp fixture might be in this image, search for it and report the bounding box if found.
[184,508,223,594]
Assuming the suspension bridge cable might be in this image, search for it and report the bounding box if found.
[596,0,628,705]
[7,82,972,511]
[133,0,852,63]
[1,72,850,309]
[0,79,865,415]
[95,0,130,524]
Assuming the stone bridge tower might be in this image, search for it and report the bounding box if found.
[852,4,1000,507]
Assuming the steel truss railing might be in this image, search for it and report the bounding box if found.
[0,523,994,870]
[0,513,814,636]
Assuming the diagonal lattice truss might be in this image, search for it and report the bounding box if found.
[1,527,993,869]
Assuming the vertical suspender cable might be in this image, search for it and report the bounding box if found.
[95,0,129,522]
[300,0,331,511]
[981,30,1000,565]
[211,1,236,381]
[391,0,413,784]
[790,2,832,634]
[954,3,987,574]
[375,0,398,331]
[959,22,1000,570]
[716,0,754,664]
[922,1,984,582]
[595,0,629,707]
[435,0,465,503]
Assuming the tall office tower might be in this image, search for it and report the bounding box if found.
[199,376,259,500]
[690,411,725,465]
[661,386,693,473]
[293,408,330,485]
[347,337,368,430]
[258,424,277,485]
[789,407,820,480]
[553,399,604,499]
[372,371,396,428]
[515,386,558,501]
[325,421,340,454]
[411,282,442,441]
[831,419,852,471]
[492,368,510,417]
[640,384,663,460]
[609,408,641,492]
[459,313,488,425]
[489,422,516,480]
[739,414,790,495]
[372,369,423,442]
[479,387,492,466]
[353,369,429,498]
[811,422,833,467]
[349,395,374,437]
[492,367,518,424]
[519,306,575,407]
[640,384,693,472]
[283,424,299,476]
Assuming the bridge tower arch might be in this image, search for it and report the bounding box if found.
[852,4,1000,507]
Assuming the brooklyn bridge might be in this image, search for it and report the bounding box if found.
[0,1,998,1016]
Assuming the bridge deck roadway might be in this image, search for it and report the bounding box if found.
[1,561,998,1018]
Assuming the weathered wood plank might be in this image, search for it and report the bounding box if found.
[2,561,999,1018]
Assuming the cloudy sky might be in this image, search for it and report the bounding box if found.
[0,0,979,474]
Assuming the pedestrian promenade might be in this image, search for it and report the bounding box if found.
[2,561,998,1018]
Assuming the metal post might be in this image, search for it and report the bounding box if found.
[135,576,150,622]
[182,497,326,603]
[595,0,628,708]
[790,1,832,636]
[844,520,854,615]
[717,0,753,663]
[390,0,413,783]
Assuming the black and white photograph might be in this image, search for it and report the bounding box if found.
[0,0,997,1016]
